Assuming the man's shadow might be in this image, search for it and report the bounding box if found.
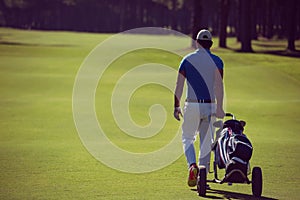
[191,188,278,200]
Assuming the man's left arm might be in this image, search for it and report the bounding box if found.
[214,65,225,118]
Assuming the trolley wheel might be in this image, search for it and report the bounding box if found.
[252,167,262,197]
[197,166,207,197]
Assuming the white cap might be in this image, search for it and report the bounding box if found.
[196,29,212,41]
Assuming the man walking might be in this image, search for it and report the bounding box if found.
[173,29,225,187]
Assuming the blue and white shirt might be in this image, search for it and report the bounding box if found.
[179,48,224,101]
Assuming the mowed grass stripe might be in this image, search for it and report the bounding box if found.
[0,28,299,199]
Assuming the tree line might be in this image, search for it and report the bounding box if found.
[0,0,299,51]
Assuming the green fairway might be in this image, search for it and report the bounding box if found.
[0,28,299,199]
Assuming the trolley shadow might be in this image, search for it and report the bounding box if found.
[191,188,278,200]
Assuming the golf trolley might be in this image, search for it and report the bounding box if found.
[197,113,263,197]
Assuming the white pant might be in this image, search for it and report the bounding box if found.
[182,102,215,171]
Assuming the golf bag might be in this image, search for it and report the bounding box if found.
[215,119,253,176]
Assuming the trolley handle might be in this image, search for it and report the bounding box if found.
[211,113,235,119]
[225,113,235,119]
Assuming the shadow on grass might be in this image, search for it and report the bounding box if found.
[255,50,300,58]
[0,41,75,47]
[254,43,287,48]
[228,47,300,58]
[225,43,300,58]
[191,188,278,200]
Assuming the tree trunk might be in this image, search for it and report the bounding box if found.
[287,0,297,51]
[236,0,241,42]
[251,0,257,40]
[219,0,229,48]
[191,0,202,48]
[240,0,253,52]
[265,0,273,39]
[0,0,8,26]
[171,0,177,30]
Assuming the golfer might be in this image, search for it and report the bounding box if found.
[173,29,225,187]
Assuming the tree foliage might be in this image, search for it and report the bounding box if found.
[0,0,299,50]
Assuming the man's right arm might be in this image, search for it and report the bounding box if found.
[174,70,185,121]
[174,70,185,107]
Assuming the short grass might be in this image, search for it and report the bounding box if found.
[0,28,299,200]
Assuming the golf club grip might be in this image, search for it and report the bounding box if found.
[225,113,233,117]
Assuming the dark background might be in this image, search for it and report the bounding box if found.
[0,0,299,51]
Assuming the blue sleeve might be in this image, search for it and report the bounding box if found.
[213,56,224,70]
[179,58,187,72]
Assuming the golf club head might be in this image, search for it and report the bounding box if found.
[240,120,246,127]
